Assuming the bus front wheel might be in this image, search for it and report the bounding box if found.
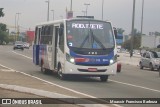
[57,65,66,80]
[100,75,108,82]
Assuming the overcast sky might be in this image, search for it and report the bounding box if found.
[0,0,159,35]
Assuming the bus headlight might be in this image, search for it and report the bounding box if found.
[110,55,117,65]
[110,59,114,64]
[66,53,75,64]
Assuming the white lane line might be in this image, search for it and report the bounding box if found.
[12,51,160,93]
[109,79,160,93]
[12,51,99,97]
[0,64,12,69]
[12,51,32,60]
[0,69,15,72]
[0,63,96,98]
[0,63,122,107]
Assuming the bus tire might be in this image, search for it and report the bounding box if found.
[139,62,143,69]
[100,75,108,82]
[149,63,154,71]
[57,65,66,80]
[41,62,47,74]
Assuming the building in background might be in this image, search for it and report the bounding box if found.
[141,35,160,48]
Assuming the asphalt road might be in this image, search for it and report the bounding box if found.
[0,45,160,107]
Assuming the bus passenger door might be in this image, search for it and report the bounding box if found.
[33,27,41,65]
[52,26,59,69]
[57,24,65,72]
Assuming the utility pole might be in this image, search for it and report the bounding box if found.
[15,13,17,41]
[45,0,50,21]
[102,0,104,20]
[130,0,136,57]
[70,0,72,11]
[141,0,144,35]
[82,11,86,16]
[51,10,54,20]
[84,3,90,16]
[16,13,21,41]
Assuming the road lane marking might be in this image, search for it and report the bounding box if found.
[0,69,15,72]
[12,51,32,60]
[109,79,160,93]
[12,51,160,93]
[0,63,121,107]
[0,63,96,98]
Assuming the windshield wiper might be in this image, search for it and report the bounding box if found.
[80,30,106,49]
[91,32,106,50]
[80,33,89,48]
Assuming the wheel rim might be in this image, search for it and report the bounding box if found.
[150,64,153,70]
[140,63,143,68]
[58,68,63,78]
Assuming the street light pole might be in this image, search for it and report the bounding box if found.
[70,0,72,11]
[51,10,54,20]
[15,13,17,41]
[45,0,50,21]
[82,11,86,16]
[141,0,144,35]
[16,13,21,28]
[84,3,90,16]
[130,0,136,57]
[16,13,21,41]
[15,14,17,31]
[102,0,104,20]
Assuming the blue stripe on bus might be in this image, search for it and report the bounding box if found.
[70,50,114,65]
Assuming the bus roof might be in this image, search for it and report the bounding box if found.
[35,18,111,27]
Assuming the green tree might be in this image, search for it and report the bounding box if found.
[0,8,8,44]
[133,29,141,36]
[117,28,125,34]
[122,28,141,50]
[0,23,9,44]
[0,23,7,31]
[0,8,4,17]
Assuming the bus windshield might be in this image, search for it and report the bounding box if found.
[66,20,115,50]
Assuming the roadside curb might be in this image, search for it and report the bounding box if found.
[0,63,109,107]
[0,84,109,107]
[0,84,73,98]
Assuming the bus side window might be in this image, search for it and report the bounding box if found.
[49,25,53,45]
[35,27,41,45]
[40,25,53,45]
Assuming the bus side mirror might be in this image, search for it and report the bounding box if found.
[113,27,117,39]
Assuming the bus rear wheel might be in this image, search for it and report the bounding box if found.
[41,63,47,74]
[100,75,108,82]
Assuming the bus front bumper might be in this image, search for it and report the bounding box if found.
[63,61,117,76]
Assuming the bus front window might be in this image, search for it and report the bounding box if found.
[66,20,115,55]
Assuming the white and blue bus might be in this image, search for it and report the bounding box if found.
[33,17,118,82]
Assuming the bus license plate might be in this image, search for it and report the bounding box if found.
[88,68,97,72]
